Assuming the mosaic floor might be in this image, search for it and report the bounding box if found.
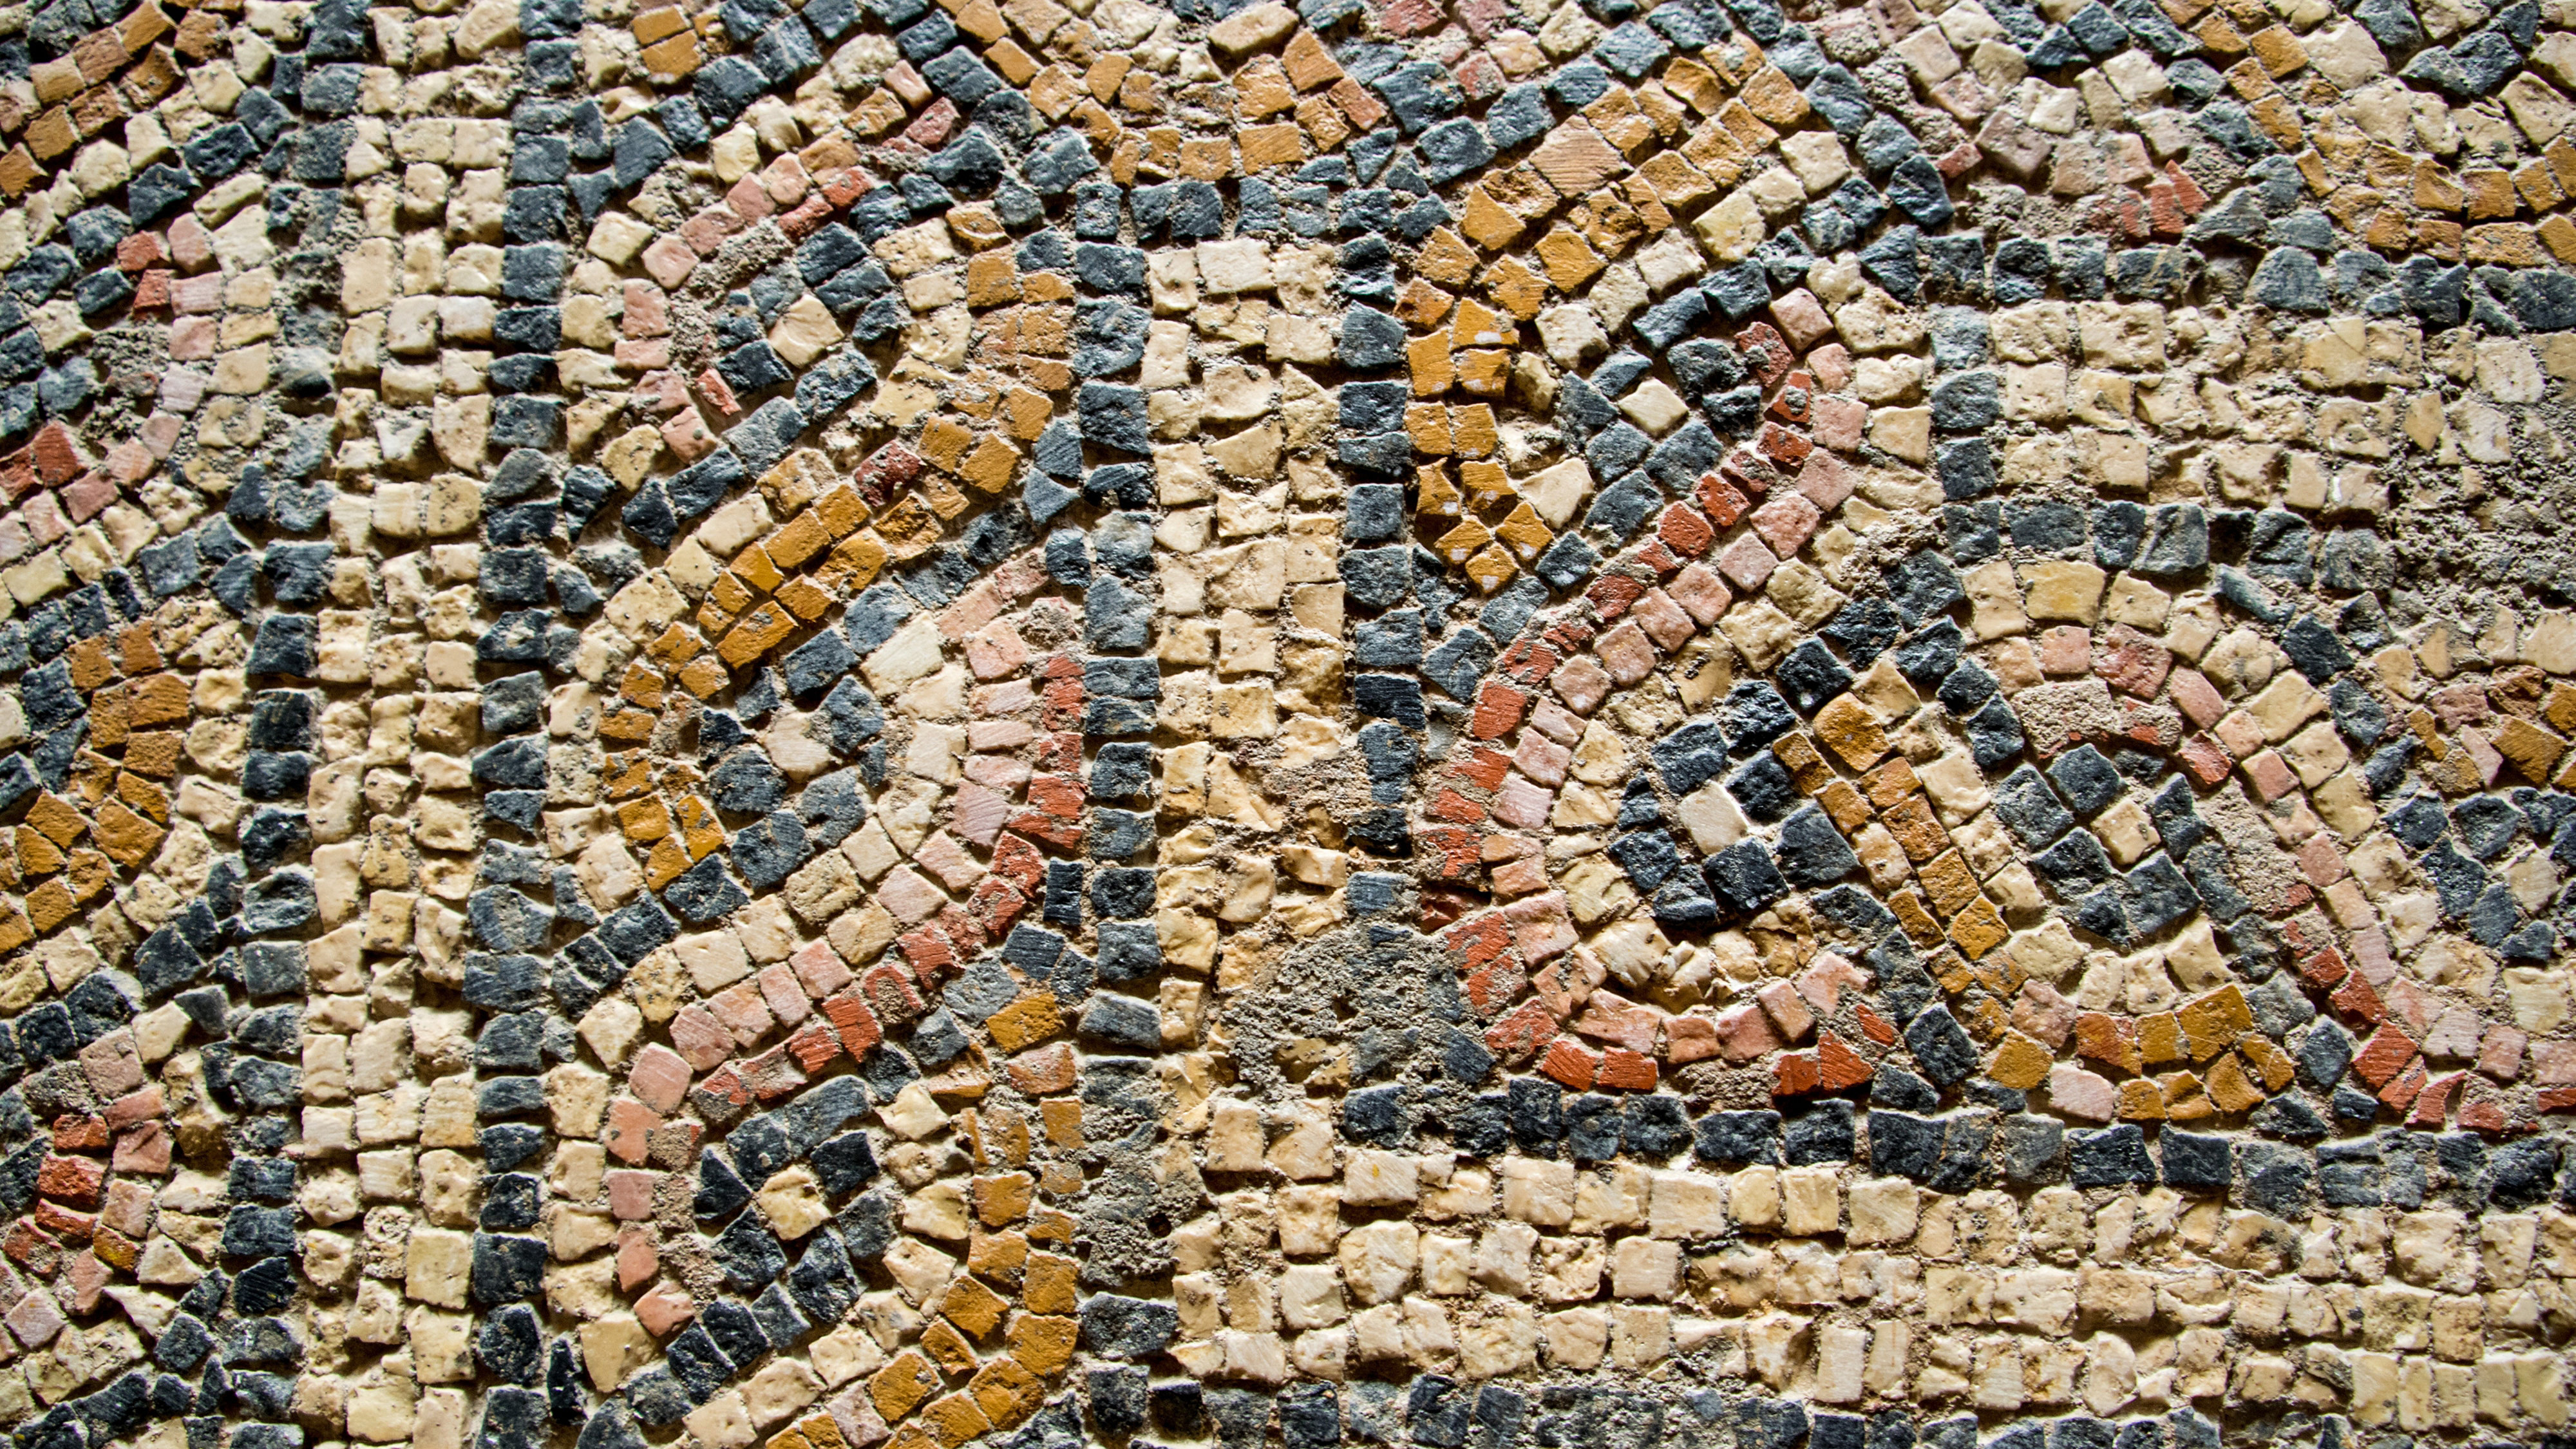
[0,0,2571,1441]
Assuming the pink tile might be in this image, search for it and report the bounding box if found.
[627,1043,692,1115]
[166,215,212,270]
[60,1260,100,1317]
[2477,1023,2526,1081]
[1797,952,1869,1018]
[1501,891,1576,963]
[60,472,116,523]
[1712,1001,1779,1064]
[141,413,184,455]
[949,781,1012,846]
[2383,976,2438,1036]
[99,1180,151,1238]
[1668,563,1731,624]
[167,316,215,361]
[641,235,697,289]
[1512,731,1570,787]
[1930,70,1991,120]
[632,370,690,414]
[876,865,948,926]
[791,940,853,999]
[683,205,745,256]
[1715,531,1777,591]
[111,1122,171,1175]
[882,61,931,104]
[1551,653,1612,714]
[726,175,776,224]
[1455,0,1510,37]
[1748,493,1821,559]
[2047,1064,2116,1121]
[2166,668,2224,729]
[660,406,717,461]
[2038,625,2092,676]
[2011,981,2078,1048]
[2240,750,2295,802]
[917,830,984,897]
[1770,288,1832,350]
[2422,1007,2484,1059]
[759,963,812,1026]
[1526,698,1582,743]
[1756,979,1814,1041]
[2455,724,2505,788]
[603,1097,659,1163]
[1807,343,1853,392]
[1629,587,1694,652]
[79,1026,142,1093]
[1593,620,1656,686]
[1490,854,1548,896]
[101,1086,160,1131]
[2295,834,2348,887]
[2532,1038,2576,1085]
[1812,395,1866,452]
[2429,681,2490,730]
[761,153,810,206]
[636,1283,696,1336]
[965,619,1028,679]
[1667,1014,1720,1065]
[103,442,153,484]
[21,492,65,545]
[1490,772,1553,830]
[1795,449,1852,510]
[903,97,958,148]
[937,582,1004,640]
[622,281,671,337]
[992,554,1047,602]
[972,679,1037,716]
[2096,625,2172,698]
[695,368,741,418]
[705,981,776,1047]
[615,337,672,371]
[618,1227,658,1291]
[5,1290,63,1349]
[968,719,1034,752]
[169,273,222,313]
[1573,992,1658,1052]
[2213,709,2267,760]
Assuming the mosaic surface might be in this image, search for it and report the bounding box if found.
[0,0,2571,1442]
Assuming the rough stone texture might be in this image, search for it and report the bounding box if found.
[5,0,2576,1444]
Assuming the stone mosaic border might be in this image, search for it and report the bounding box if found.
[0,0,2561,1441]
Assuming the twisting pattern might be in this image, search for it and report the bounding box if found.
[0,0,2569,1442]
